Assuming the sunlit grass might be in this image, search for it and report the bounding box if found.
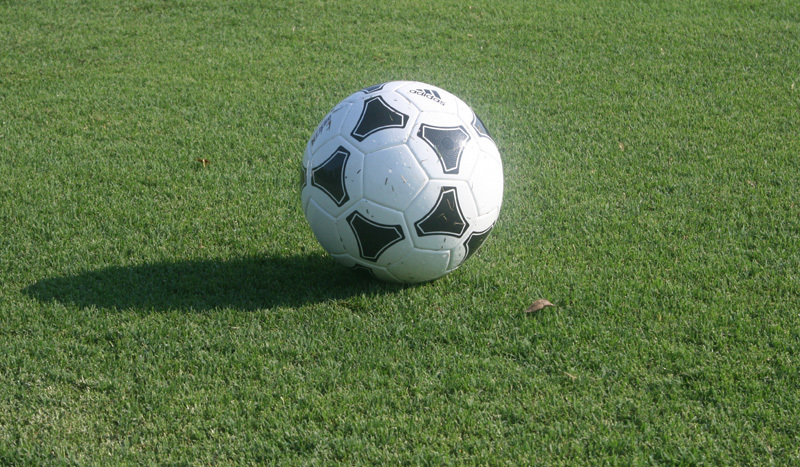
[1,0,799,463]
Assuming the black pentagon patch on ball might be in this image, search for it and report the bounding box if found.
[471,112,493,141]
[351,96,409,142]
[417,124,471,174]
[463,224,494,262]
[414,186,469,238]
[361,83,388,94]
[346,211,405,262]
[311,146,351,207]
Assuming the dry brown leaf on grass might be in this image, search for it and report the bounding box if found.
[524,299,555,314]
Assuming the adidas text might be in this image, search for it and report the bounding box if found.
[409,88,445,105]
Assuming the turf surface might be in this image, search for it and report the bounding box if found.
[2,0,799,463]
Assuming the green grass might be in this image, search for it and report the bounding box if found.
[2,0,799,463]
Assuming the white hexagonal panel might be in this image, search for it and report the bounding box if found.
[478,137,502,165]
[305,199,345,255]
[388,248,451,283]
[306,101,353,156]
[469,151,504,216]
[362,145,429,212]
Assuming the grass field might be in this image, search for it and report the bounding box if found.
[2,0,799,463]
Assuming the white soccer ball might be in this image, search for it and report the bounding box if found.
[301,81,503,283]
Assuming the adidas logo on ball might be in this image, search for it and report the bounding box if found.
[408,88,446,105]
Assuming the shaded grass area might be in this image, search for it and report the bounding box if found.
[2,0,799,463]
[23,254,398,311]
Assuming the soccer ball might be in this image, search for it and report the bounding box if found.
[301,81,503,283]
